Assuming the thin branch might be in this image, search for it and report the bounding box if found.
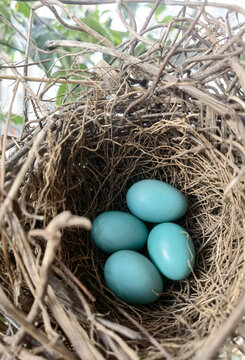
[116,305,173,360]
[124,0,207,115]
[116,0,155,47]
[43,39,235,116]
[0,59,52,69]
[0,80,20,288]
[23,2,35,130]
[1,81,20,187]
[196,290,245,360]
[15,0,245,16]
[0,118,52,225]
[0,74,95,86]
[0,286,76,360]
[40,0,114,48]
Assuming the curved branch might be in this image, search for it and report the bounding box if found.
[16,0,245,17]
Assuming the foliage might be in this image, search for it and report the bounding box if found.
[0,2,172,109]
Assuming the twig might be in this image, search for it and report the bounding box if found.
[57,260,96,302]
[0,79,20,287]
[181,47,244,67]
[11,212,91,346]
[44,39,235,116]
[13,0,245,17]
[1,80,20,188]
[129,0,161,54]
[0,118,52,225]
[0,59,51,69]
[0,286,77,360]
[0,74,95,86]
[124,0,207,115]
[116,0,154,47]
[116,305,173,360]
[196,290,245,360]
[40,0,114,48]
[47,286,105,360]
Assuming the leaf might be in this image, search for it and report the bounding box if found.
[15,2,30,18]
[0,317,8,332]
[239,54,245,62]
[10,115,23,126]
[109,29,129,46]
[82,17,112,42]
[31,26,61,73]
[134,43,147,56]
[0,2,11,20]
[56,83,67,106]
[0,113,23,125]
[155,4,166,20]
[162,15,172,24]
[0,114,23,138]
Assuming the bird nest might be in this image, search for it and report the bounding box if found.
[0,1,245,360]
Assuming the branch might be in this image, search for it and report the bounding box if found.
[0,74,95,86]
[124,0,207,115]
[15,0,245,17]
[43,39,235,117]
[0,286,76,360]
[40,0,114,48]
[196,290,245,360]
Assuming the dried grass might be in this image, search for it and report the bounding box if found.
[0,1,245,359]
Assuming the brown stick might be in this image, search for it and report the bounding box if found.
[196,290,245,360]
[13,0,245,16]
[124,0,207,116]
[0,74,95,86]
[116,305,173,360]
[0,286,77,360]
[0,79,20,287]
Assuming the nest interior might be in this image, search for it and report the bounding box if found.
[1,2,245,360]
[27,97,245,360]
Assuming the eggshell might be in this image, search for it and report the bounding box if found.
[147,222,195,280]
[104,250,163,304]
[126,179,187,223]
[91,211,148,253]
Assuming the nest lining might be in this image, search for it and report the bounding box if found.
[24,108,244,359]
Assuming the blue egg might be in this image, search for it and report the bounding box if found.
[147,222,195,280]
[126,179,187,223]
[104,250,163,304]
[91,211,148,253]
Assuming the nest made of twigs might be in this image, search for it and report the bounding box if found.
[0,1,245,360]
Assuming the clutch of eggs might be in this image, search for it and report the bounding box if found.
[91,179,195,304]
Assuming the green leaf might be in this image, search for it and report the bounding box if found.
[0,2,11,20]
[109,29,129,46]
[82,17,112,42]
[162,15,172,24]
[16,2,30,18]
[155,4,166,20]
[31,26,61,73]
[56,83,67,105]
[0,113,23,126]
[134,43,147,56]
[10,115,23,126]
[239,54,245,62]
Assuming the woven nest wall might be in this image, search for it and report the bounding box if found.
[0,1,245,360]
